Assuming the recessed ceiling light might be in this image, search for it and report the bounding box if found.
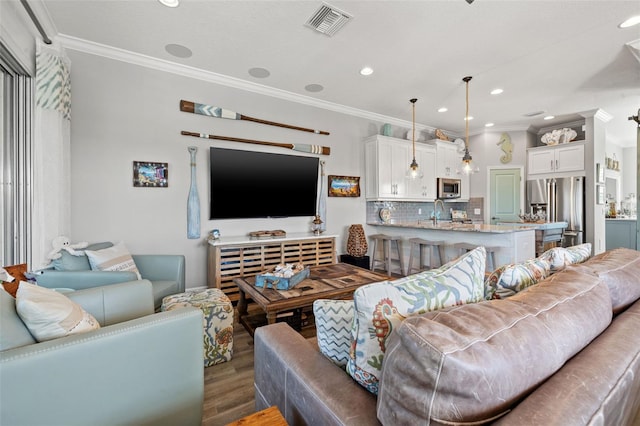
[485,122,495,127]
[248,67,270,78]
[490,88,503,95]
[158,0,179,7]
[544,115,555,120]
[619,15,640,28]
[165,43,192,58]
[360,67,373,76]
[438,107,448,113]
[464,116,474,121]
[305,84,324,93]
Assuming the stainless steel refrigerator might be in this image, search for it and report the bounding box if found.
[526,176,585,247]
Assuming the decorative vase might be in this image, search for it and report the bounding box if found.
[187,146,201,239]
[346,224,368,257]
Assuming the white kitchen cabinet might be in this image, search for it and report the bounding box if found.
[364,135,410,200]
[427,139,470,201]
[364,135,437,201]
[527,142,585,177]
[407,144,437,200]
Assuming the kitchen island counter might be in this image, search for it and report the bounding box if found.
[366,221,535,272]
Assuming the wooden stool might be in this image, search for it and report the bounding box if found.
[369,234,404,276]
[453,242,498,272]
[406,238,445,275]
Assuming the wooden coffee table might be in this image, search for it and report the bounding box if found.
[234,263,389,336]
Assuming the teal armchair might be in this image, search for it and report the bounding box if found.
[0,280,204,425]
[37,250,185,310]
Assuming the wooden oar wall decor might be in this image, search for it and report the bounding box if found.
[180,100,330,135]
[180,131,331,155]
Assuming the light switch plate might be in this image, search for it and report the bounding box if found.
[474,208,481,215]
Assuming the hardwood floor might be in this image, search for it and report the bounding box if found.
[202,314,257,425]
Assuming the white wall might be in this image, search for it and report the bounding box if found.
[67,50,384,289]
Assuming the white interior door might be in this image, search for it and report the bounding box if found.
[489,167,523,224]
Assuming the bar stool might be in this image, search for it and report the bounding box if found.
[369,234,404,276]
[453,242,498,272]
[406,238,445,275]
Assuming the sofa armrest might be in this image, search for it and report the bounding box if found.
[133,254,185,293]
[254,322,379,426]
[36,270,138,289]
[0,307,204,426]
[67,279,155,326]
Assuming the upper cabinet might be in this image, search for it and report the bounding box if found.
[527,142,585,178]
[427,139,470,201]
[364,135,436,201]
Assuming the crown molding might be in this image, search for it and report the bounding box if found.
[57,34,440,133]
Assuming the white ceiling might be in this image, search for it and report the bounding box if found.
[36,0,640,147]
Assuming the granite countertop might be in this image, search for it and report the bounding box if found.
[496,221,568,230]
[606,217,637,221]
[367,221,535,234]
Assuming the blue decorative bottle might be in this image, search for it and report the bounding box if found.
[187,146,200,239]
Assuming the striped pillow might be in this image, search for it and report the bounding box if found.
[313,299,354,367]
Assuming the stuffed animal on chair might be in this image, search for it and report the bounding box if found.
[46,236,89,261]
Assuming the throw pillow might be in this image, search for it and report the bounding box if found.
[564,242,592,264]
[84,241,141,279]
[2,265,23,297]
[346,246,486,395]
[484,257,551,299]
[313,299,354,367]
[51,241,114,271]
[15,281,100,342]
[538,247,568,272]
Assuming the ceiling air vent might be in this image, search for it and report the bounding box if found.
[305,3,352,36]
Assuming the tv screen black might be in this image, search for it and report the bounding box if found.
[209,147,319,219]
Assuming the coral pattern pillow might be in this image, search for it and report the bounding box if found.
[16,281,100,342]
[484,258,551,299]
[313,299,354,367]
[346,247,486,395]
[84,241,141,279]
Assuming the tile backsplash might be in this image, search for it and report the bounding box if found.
[366,198,484,223]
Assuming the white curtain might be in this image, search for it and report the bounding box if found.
[32,40,71,269]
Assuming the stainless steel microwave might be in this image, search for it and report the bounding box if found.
[437,178,461,199]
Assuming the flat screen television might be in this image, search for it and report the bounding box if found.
[209,147,319,220]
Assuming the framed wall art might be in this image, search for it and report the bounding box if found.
[596,163,605,184]
[133,161,168,187]
[597,184,605,205]
[328,175,360,197]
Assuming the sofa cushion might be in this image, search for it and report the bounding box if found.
[0,288,36,351]
[313,299,354,367]
[15,281,100,342]
[377,268,612,425]
[347,246,485,395]
[85,241,141,279]
[51,241,113,271]
[484,257,551,299]
[577,247,640,313]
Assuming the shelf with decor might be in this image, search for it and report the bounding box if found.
[207,233,337,303]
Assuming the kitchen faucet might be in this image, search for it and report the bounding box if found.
[433,199,446,225]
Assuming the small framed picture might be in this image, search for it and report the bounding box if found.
[596,163,605,184]
[133,161,168,187]
[328,175,360,197]
[597,184,605,205]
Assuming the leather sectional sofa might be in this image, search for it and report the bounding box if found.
[254,248,640,425]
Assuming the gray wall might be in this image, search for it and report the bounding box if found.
[67,50,386,289]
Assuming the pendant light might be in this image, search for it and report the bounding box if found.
[407,98,424,179]
[461,76,479,175]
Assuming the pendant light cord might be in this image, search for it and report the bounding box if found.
[464,76,472,150]
[411,98,417,160]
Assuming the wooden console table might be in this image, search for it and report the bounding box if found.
[234,263,389,337]
[207,233,337,302]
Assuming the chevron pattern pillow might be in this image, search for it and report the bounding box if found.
[313,299,354,367]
